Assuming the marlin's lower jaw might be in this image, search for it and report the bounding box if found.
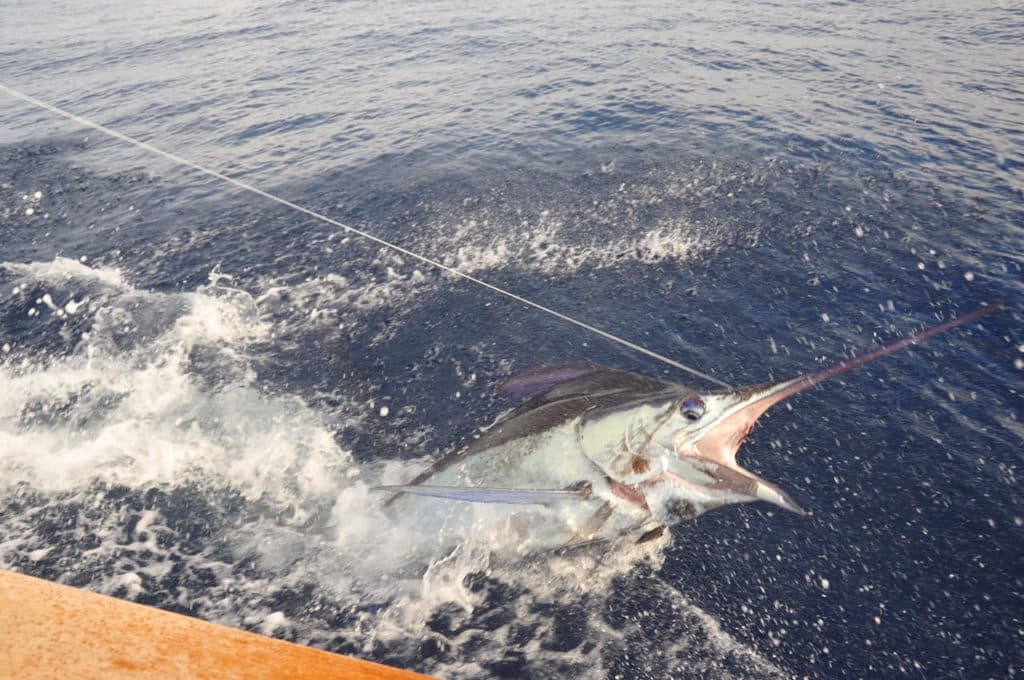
[614,457,807,521]
[607,472,750,519]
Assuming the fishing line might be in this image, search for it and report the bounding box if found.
[1,83,732,388]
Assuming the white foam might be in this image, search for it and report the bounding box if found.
[2,257,128,289]
[260,611,289,635]
[432,216,704,278]
[0,263,348,524]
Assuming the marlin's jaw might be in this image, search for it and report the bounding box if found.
[665,377,814,517]
[690,378,804,462]
[590,377,814,519]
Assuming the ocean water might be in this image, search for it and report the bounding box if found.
[1,1,1022,677]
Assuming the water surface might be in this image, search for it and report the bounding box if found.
[1,1,1022,677]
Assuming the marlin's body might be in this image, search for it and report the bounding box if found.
[388,368,681,549]
[380,304,1000,551]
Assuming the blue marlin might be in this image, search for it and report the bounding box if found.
[376,304,1000,549]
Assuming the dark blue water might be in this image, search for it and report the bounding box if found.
[2,1,1022,677]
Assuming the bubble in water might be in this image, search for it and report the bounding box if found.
[380,405,390,417]
[964,271,975,281]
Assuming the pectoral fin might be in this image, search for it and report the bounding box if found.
[372,484,589,506]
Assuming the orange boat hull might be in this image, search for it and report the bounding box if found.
[0,570,432,680]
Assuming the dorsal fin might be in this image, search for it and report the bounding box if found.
[496,363,605,400]
[499,363,674,409]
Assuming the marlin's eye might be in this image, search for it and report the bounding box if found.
[680,396,705,422]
